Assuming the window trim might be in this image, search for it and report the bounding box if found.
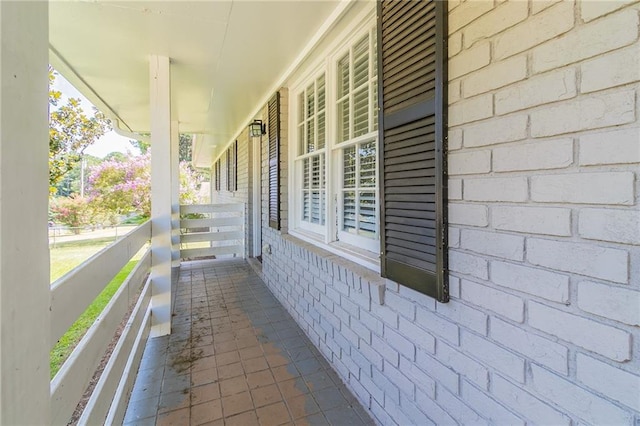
[289,16,380,269]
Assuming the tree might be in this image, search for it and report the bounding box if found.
[49,196,92,233]
[103,151,127,162]
[86,154,204,219]
[179,134,192,162]
[87,154,151,217]
[129,133,192,161]
[55,154,101,197]
[129,138,150,155]
[49,67,111,193]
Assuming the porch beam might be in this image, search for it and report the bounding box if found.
[149,55,172,337]
[0,1,51,423]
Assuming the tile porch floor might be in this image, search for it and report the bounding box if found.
[124,259,374,426]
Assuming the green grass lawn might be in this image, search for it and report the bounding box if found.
[50,240,113,282]
[50,241,146,378]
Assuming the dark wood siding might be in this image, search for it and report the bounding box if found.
[268,92,281,230]
[378,0,448,302]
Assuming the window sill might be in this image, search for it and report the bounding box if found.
[289,228,381,273]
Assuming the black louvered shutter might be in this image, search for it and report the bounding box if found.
[378,0,448,302]
[226,148,231,191]
[232,140,238,192]
[268,93,281,230]
[225,141,237,192]
[215,160,220,191]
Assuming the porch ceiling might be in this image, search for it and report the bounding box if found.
[49,0,341,166]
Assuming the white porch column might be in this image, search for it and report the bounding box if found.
[170,121,180,279]
[0,1,51,424]
[149,55,172,337]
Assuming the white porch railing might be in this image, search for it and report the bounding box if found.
[49,220,152,425]
[179,203,245,259]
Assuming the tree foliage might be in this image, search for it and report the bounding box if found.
[49,196,92,233]
[49,68,111,193]
[55,154,101,197]
[129,133,192,161]
[86,154,204,219]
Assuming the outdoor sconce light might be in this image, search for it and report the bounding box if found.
[249,119,266,137]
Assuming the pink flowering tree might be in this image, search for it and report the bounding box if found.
[86,154,204,219]
[49,196,92,233]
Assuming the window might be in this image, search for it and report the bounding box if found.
[292,25,378,254]
[378,0,448,301]
[335,31,378,251]
[297,74,327,233]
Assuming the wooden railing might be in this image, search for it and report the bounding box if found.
[50,220,152,425]
[179,203,245,259]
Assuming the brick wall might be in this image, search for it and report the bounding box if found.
[252,1,640,424]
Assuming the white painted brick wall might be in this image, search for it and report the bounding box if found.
[578,208,639,244]
[462,380,524,425]
[448,94,493,126]
[577,280,640,326]
[530,172,635,205]
[527,238,629,283]
[576,354,640,411]
[490,261,569,303]
[463,114,527,148]
[491,205,571,236]
[530,90,636,137]
[581,45,640,93]
[448,203,488,227]
[462,55,527,97]
[460,229,524,261]
[528,302,631,361]
[460,331,525,382]
[255,2,640,425]
[492,374,571,425]
[530,364,633,425]
[490,317,568,374]
[449,42,491,79]
[462,0,528,48]
[531,9,638,73]
[493,0,574,60]
[579,127,640,166]
[464,176,528,202]
[437,342,488,389]
[448,149,492,175]
[449,250,489,280]
[495,68,576,115]
[493,138,573,172]
[460,279,524,322]
[581,0,638,22]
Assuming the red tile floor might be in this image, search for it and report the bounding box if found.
[123,259,374,426]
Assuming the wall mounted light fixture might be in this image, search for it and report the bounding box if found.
[249,119,266,137]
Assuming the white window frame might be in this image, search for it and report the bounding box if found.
[295,70,327,236]
[289,13,380,269]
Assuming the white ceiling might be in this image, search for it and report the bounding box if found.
[49,0,342,166]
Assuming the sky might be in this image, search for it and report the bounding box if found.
[51,72,141,158]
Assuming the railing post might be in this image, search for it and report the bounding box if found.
[149,55,172,337]
[0,1,51,423]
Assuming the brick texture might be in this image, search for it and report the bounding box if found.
[249,2,640,426]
